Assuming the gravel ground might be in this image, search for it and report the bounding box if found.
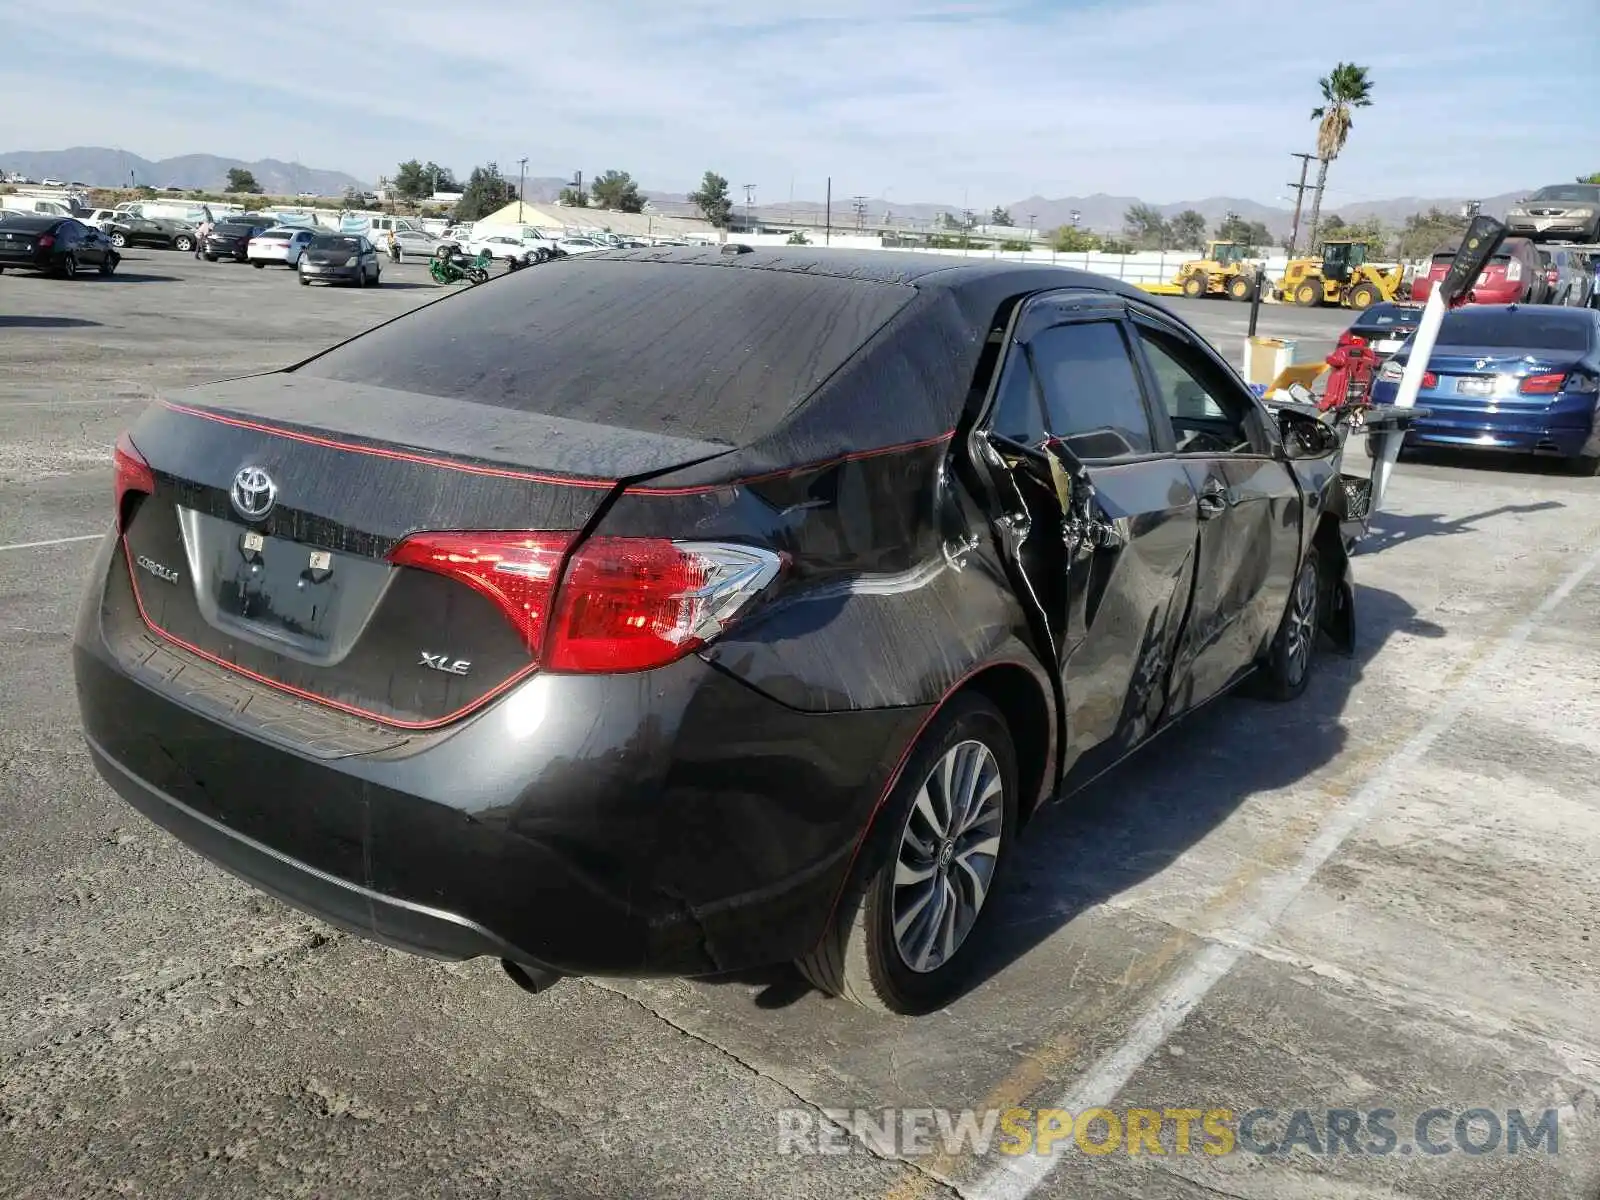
[2,252,1597,1200]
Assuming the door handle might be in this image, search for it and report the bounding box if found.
[1197,484,1229,521]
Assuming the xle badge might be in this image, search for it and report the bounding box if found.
[419,652,472,677]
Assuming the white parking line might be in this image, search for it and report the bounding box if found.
[970,539,1600,1200]
[0,397,146,410]
[0,534,103,553]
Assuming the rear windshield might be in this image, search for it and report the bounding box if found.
[310,235,360,250]
[294,260,916,444]
[1355,305,1419,327]
[1438,310,1592,352]
[216,222,258,234]
[1429,253,1455,266]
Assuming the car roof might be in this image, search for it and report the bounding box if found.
[0,214,64,230]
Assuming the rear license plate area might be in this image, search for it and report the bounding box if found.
[177,507,392,661]
[1456,377,1494,397]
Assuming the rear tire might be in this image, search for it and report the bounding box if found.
[1569,454,1600,476]
[298,271,310,286]
[1254,548,1322,701]
[797,693,1017,1015]
[252,261,265,269]
[174,235,194,252]
[108,232,126,248]
[60,254,78,279]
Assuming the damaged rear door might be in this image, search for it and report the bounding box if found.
[975,293,1200,792]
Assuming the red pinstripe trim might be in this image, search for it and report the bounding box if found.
[625,430,957,497]
[121,539,535,732]
[160,402,616,490]
[812,660,1030,946]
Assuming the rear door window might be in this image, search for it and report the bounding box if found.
[1027,320,1154,460]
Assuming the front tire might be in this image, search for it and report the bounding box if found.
[1256,548,1322,701]
[108,232,127,248]
[1295,281,1321,306]
[798,693,1017,1014]
[1347,282,1380,310]
[1181,273,1207,299]
[1227,273,1254,302]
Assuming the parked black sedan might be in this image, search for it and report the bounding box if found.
[0,215,119,277]
[107,215,196,252]
[1344,301,1423,361]
[202,219,272,262]
[75,250,1358,1014]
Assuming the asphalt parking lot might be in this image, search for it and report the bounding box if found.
[3,251,1599,1200]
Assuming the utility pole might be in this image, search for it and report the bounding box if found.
[825,177,831,245]
[851,195,868,232]
[517,157,527,222]
[743,183,756,232]
[1285,151,1316,256]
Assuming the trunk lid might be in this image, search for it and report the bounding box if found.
[1412,346,1582,408]
[0,228,40,258]
[117,374,732,726]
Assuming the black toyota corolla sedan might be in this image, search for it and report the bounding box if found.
[74,250,1358,1014]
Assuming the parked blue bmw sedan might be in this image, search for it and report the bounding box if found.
[1370,305,1600,473]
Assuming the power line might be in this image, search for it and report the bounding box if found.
[850,194,869,232]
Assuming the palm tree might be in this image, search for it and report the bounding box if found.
[1305,63,1374,252]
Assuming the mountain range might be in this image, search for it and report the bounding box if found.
[0,148,365,197]
[1,147,1532,235]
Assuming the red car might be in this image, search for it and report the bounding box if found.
[1411,237,1538,305]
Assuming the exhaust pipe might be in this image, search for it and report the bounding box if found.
[502,958,565,996]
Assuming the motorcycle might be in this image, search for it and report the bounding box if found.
[429,247,491,286]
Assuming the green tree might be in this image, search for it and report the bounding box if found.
[1578,172,1600,184]
[590,169,644,213]
[1306,62,1374,248]
[688,171,733,228]
[786,230,811,245]
[1170,210,1207,250]
[1396,208,1469,260]
[1324,215,1388,257]
[1051,225,1101,252]
[226,167,262,194]
[1320,214,1347,234]
[989,206,1014,226]
[1123,202,1170,249]
[454,162,513,222]
[1214,211,1273,253]
[394,159,427,201]
[1099,236,1136,255]
[557,187,589,208]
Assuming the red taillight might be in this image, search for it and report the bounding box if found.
[388,531,574,656]
[1422,371,1438,390]
[1519,372,1566,396]
[389,532,784,673]
[547,538,783,673]
[38,234,54,249]
[112,432,155,531]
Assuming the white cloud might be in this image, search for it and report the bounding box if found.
[1,0,1592,205]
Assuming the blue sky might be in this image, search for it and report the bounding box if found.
[1,0,1594,206]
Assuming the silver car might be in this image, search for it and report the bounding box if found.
[1506,184,1600,244]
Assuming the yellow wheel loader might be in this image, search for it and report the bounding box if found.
[1171,241,1259,301]
[1275,240,1404,310]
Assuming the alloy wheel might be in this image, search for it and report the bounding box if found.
[1283,560,1319,686]
[891,739,1004,974]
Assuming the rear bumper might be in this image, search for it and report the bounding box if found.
[301,264,361,281]
[73,534,923,976]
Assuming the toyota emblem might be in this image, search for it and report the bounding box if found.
[231,466,277,521]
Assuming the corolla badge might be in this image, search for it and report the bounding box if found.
[230,466,277,521]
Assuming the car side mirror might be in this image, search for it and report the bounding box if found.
[1273,405,1341,459]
